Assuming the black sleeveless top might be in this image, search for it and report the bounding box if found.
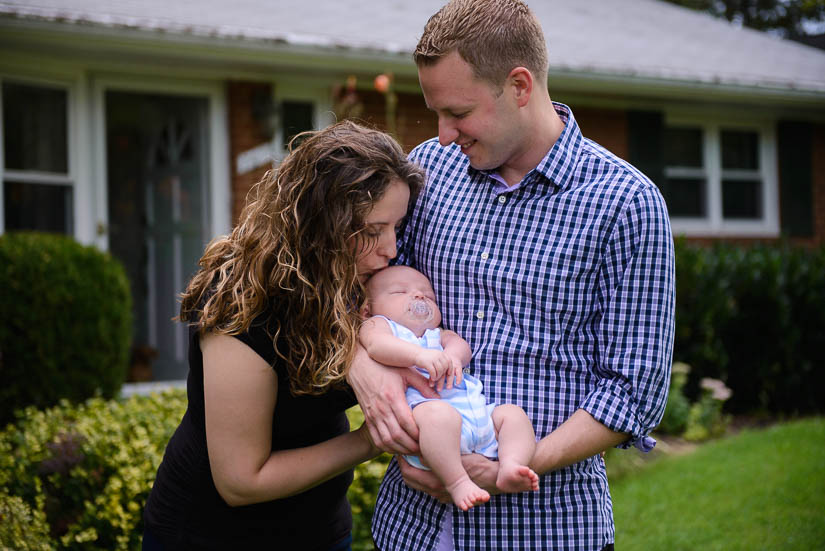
[143,312,358,550]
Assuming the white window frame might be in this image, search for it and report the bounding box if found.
[0,74,81,236]
[666,115,779,237]
[233,78,333,178]
[273,79,335,160]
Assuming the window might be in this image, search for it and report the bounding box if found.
[271,81,334,160]
[662,118,777,236]
[720,130,761,219]
[663,127,706,217]
[1,80,73,234]
[281,100,314,149]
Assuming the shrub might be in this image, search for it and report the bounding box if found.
[0,390,186,550]
[673,240,825,415]
[0,232,133,424]
[0,490,54,551]
[657,362,691,435]
[682,377,733,441]
[346,407,390,551]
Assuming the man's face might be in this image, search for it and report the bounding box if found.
[418,51,521,172]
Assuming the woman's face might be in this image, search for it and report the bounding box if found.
[354,178,411,283]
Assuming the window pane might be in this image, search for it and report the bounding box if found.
[722,179,761,219]
[2,82,68,173]
[3,181,72,234]
[281,101,314,149]
[663,177,705,217]
[665,127,703,168]
[721,130,758,170]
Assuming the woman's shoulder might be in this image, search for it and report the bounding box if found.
[229,308,281,368]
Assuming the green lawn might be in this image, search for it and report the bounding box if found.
[611,418,825,550]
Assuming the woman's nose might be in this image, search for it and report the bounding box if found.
[376,233,397,259]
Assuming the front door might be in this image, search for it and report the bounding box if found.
[106,91,209,381]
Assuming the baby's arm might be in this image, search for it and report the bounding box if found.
[439,330,472,389]
[359,317,453,384]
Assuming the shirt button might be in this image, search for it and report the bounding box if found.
[480,252,489,260]
[463,367,471,374]
[476,311,484,319]
[497,195,507,204]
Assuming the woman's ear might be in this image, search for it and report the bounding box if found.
[360,302,371,319]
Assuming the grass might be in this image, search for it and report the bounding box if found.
[611,418,825,550]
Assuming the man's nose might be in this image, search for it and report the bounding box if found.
[438,118,459,146]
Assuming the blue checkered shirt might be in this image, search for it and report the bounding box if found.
[372,103,675,551]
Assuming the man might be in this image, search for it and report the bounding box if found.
[347,1,675,549]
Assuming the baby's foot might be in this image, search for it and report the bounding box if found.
[496,462,540,493]
[446,476,491,511]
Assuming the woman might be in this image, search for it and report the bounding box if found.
[143,121,425,550]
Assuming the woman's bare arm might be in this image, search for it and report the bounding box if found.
[202,334,379,507]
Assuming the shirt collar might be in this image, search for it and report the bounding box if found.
[471,102,584,194]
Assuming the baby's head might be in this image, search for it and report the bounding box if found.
[364,266,442,333]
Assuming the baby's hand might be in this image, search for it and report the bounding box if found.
[414,349,453,389]
[444,354,464,389]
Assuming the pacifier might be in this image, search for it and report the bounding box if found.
[406,298,434,322]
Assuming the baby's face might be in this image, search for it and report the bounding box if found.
[365,266,442,332]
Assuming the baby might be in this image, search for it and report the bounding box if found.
[360,266,539,511]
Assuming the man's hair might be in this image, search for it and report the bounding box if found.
[414,0,548,89]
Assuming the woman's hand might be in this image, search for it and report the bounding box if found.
[347,346,437,455]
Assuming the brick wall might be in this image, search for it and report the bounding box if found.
[227,85,824,247]
[357,90,437,152]
[572,107,629,160]
[359,95,631,159]
[227,81,273,225]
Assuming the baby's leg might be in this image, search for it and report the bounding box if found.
[491,404,539,493]
[413,400,490,511]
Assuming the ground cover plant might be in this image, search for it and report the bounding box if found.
[611,418,825,550]
[1,391,821,550]
[0,391,186,550]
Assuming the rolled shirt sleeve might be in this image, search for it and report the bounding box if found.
[580,183,675,450]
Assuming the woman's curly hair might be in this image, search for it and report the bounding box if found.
[179,120,424,395]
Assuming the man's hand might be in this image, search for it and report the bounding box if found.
[397,455,451,503]
[398,453,503,501]
[348,346,437,455]
[461,454,501,495]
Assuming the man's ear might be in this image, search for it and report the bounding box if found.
[508,66,533,108]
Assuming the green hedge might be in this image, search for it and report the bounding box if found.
[0,232,132,425]
[0,392,383,551]
[674,240,825,414]
[0,391,186,550]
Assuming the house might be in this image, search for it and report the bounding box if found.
[2,0,823,381]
